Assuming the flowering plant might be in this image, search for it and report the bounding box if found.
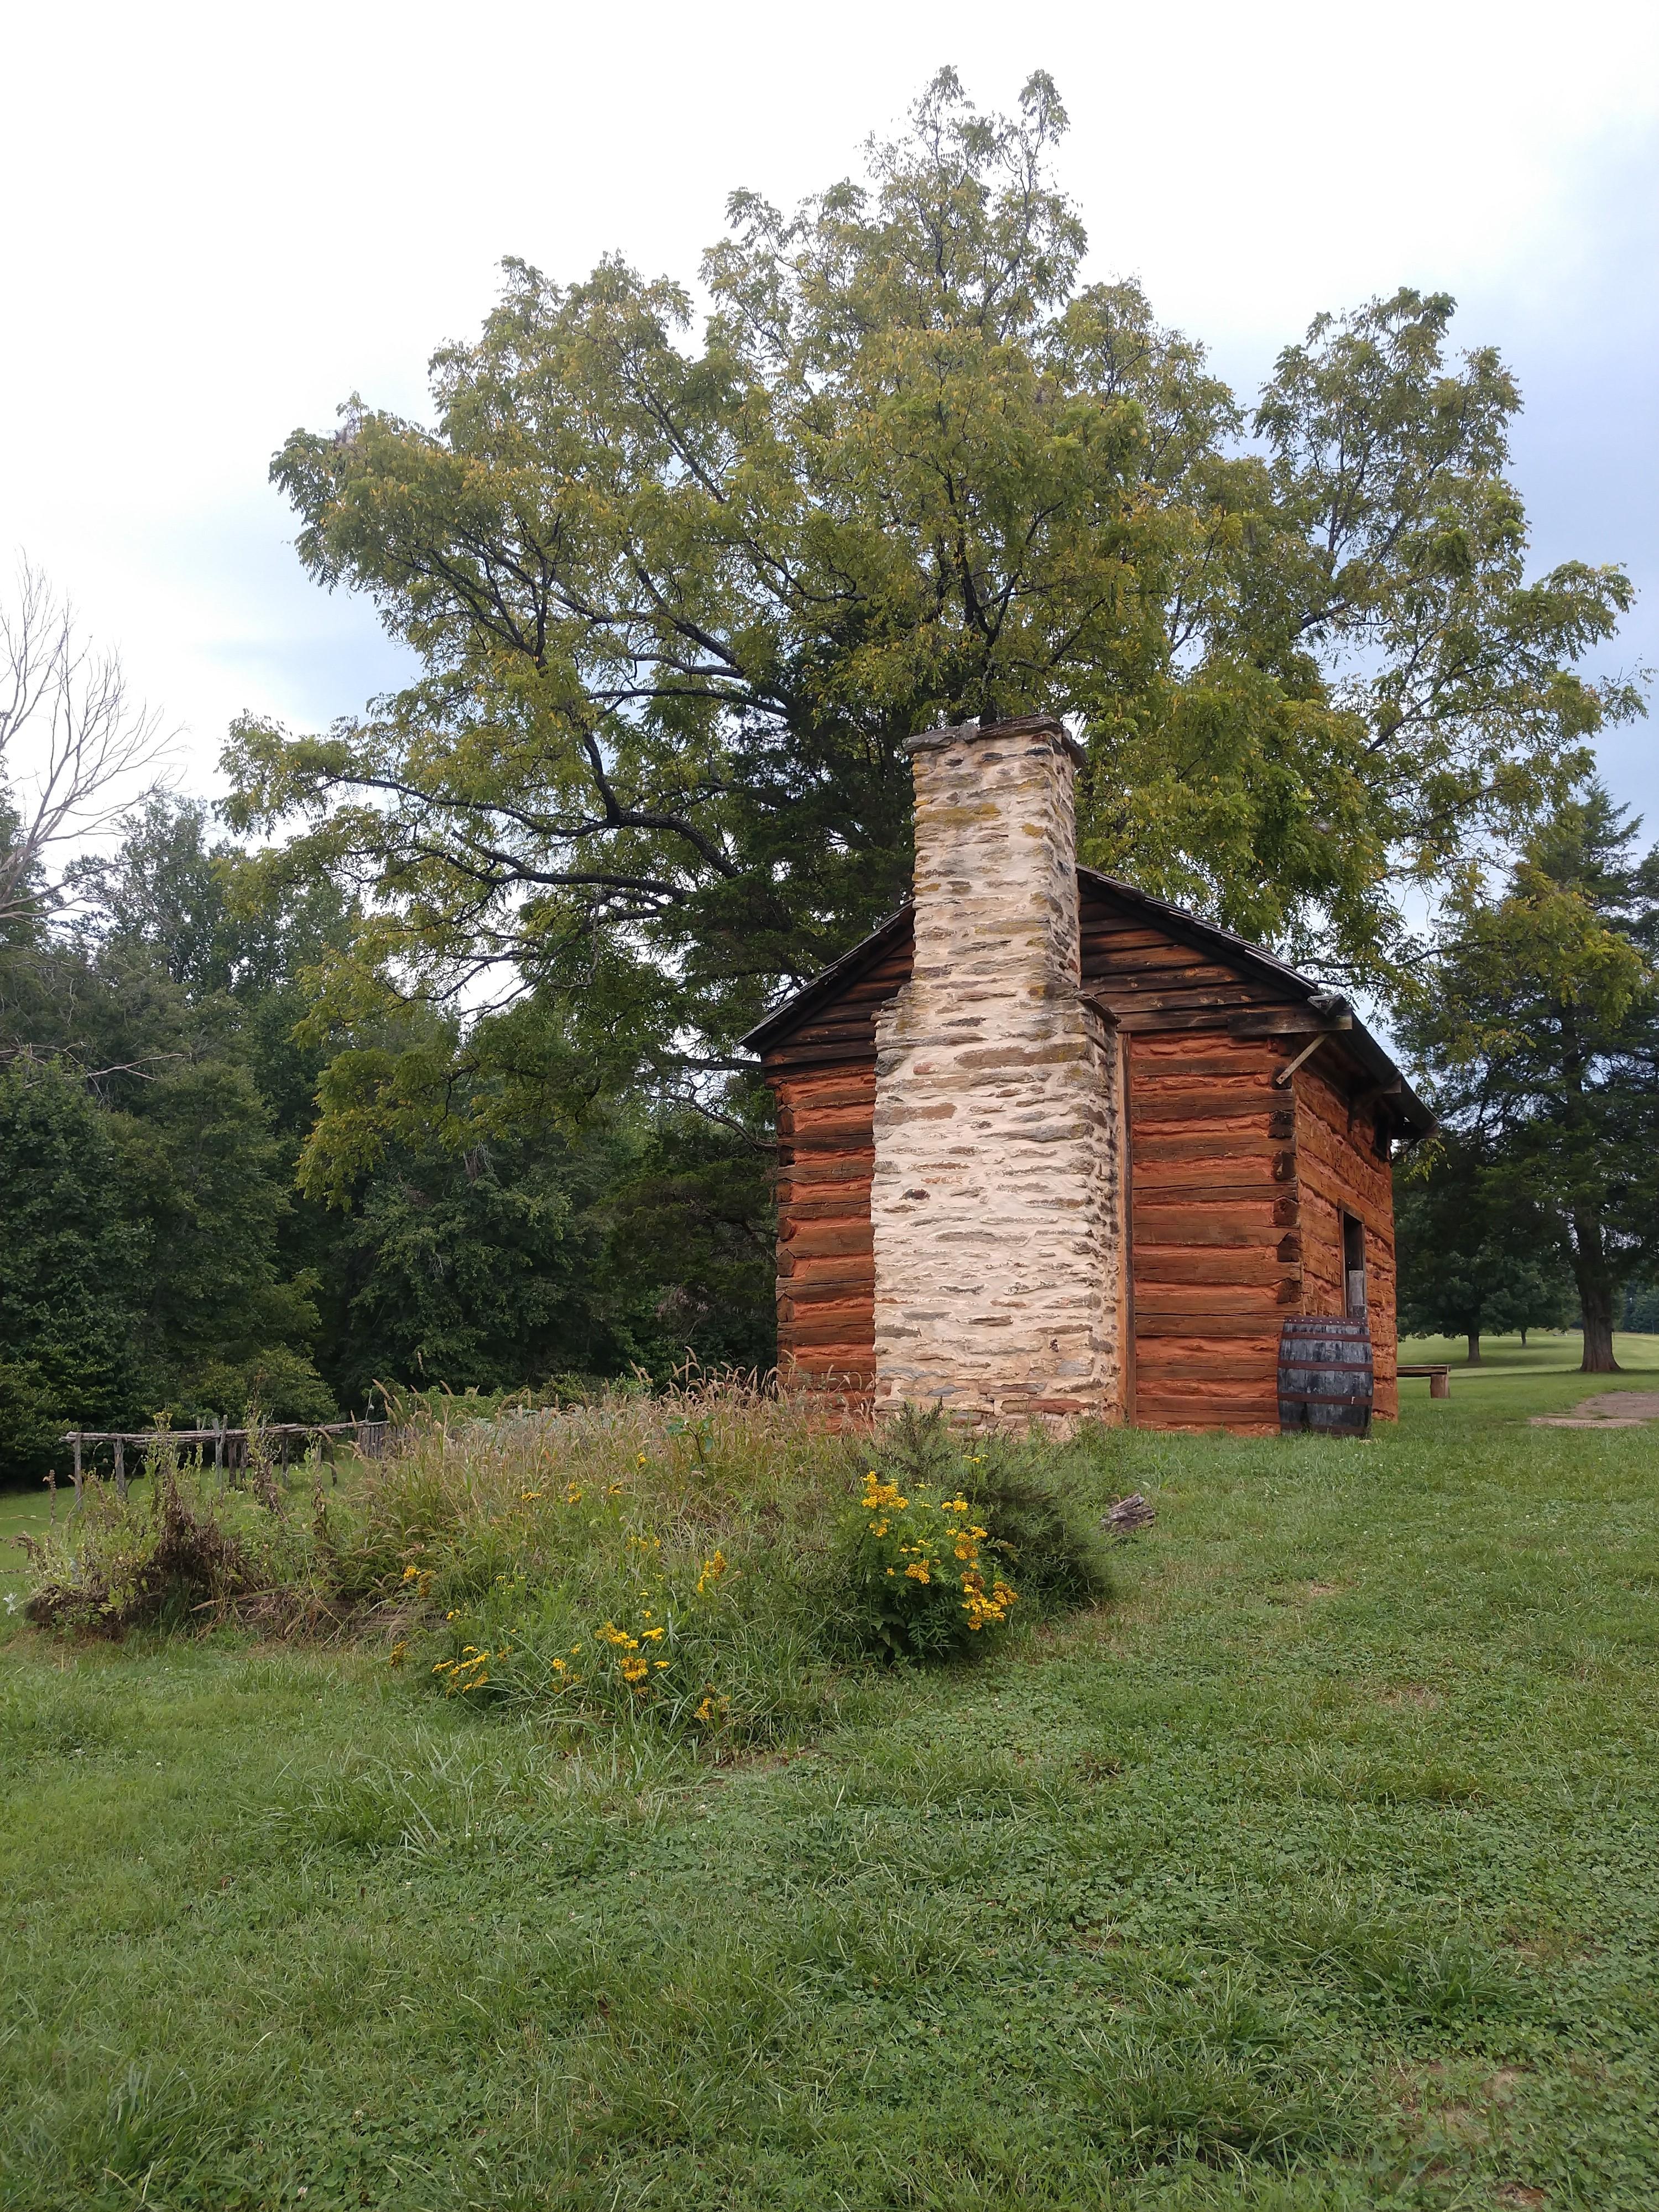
[843,1467,1017,1659]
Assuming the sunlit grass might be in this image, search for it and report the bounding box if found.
[3,1390,1658,2207]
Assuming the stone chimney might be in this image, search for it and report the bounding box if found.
[870,714,1126,1430]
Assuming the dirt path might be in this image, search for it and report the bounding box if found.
[1530,1391,1659,1430]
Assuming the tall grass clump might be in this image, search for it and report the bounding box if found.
[19,1379,1118,1748]
[20,1430,337,1636]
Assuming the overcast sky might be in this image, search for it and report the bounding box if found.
[4,0,1656,833]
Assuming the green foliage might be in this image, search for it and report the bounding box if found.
[839,1463,1018,1660]
[1395,1133,1577,1355]
[20,1465,261,1635]
[121,1059,324,1381]
[189,1349,338,1426]
[223,70,1638,1169]
[1,797,781,1440]
[0,1058,147,1478]
[1402,783,1659,1370]
[17,1386,1114,1751]
[835,1407,1112,1660]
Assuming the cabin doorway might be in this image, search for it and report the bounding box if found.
[1342,1213,1367,1318]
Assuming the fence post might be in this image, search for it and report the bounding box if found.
[113,1436,127,1501]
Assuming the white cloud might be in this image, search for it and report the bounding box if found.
[2,0,1653,810]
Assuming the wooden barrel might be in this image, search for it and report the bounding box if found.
[1278,1317,1374,1437]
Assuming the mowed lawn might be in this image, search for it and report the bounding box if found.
[3,1347,1658,2210]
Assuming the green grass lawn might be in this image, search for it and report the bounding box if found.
[3,1378,1658,2209]
[1395,1329,1659,1423]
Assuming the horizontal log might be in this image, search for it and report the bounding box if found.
[1133,1131,1286,1163]
[1134,1280,1299,1315]
[777,1153,874,1187]
[1131,1092,1282,1124]
[774,1068,875,1105]
[1133,1149,1282,1177]
[780,1310,875,1348]
[1131,1349,1280,1384]
[1131,1170,1281,1204]
[1136,1311,1297,1338]
[778,1219,874,1259]
[764,1041,880,1072]
[1137,1413,1282,1437]
[1141,1168,1310,1203]
[777,1100,877,1139]
[1135,1388,1281,1421]
[1135,1251,1298,1287]
[1130,1048,1286,1079]
[780,1138,877,1167]
[1089,982,1271,1013]
[1228,1008,1353,1036]
[778,1272,874,1309]
[778,1246,872,1280]
[1133,1206,1286,1245]
[1113,1004,1296,1034]
[1083,948,1232,981]
[780,1354,875,1380]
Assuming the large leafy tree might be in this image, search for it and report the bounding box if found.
[1,797,779,1426]
[1401,786,1659,1373]
[1395,1133,1575,1363]
[0,1058,148,1478]
[222,69,1636,1159]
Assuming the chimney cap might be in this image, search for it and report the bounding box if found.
[902,713,1084,768]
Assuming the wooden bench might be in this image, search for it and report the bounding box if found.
[1397,1364,1451,1400]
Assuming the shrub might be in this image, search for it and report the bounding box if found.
[839,1463,1017,1659]
[834,1406,1113,1660]
[17,1380,1117,1740]
[23,1468,267,1636]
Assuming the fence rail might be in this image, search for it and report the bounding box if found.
[58,1420,395,1499]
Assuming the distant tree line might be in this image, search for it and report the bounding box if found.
[0,798,773,1481]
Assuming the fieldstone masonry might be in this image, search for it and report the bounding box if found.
[870,714,1126,1430]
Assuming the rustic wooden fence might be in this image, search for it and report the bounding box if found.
[58,1420,395,1501]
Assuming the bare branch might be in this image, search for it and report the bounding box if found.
[0,557,176,926]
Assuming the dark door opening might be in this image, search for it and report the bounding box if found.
[1343,1213,1367,1318]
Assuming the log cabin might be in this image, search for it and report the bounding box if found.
[742,714,1433,1436]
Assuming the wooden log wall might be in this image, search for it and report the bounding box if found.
[757,890,1404,1432]
[1126,1033,1295,1434]
[1078,888,1289,1029]
[763,935,911,1407]
[1293,1060,1400,1418]
[770,1063,876,1398]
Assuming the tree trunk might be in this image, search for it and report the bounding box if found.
[1579,1279,1621,1372]
[1467,1331,1482,1366]
[1572,1209,1622,1373]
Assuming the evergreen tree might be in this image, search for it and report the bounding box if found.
[0,1059,147,1477]
[1402,786,1659,1372]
